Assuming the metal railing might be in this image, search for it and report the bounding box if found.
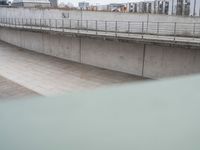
[0,18,200,40]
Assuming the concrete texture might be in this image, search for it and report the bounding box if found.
[43,34,80,62]
[0,28,200,79]
[0,75,40,100]
[0,29,81,62]
[0,41,144,97]
[81,38,144,76]
[143,45,200,78]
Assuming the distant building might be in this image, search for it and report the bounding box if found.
[168,0,200,16]
[96,5,109,11]
[154,0,170,14]
[49,0,57,7]
[0,0,8,5]
[12,0,51,7]
[79,1,89,10]
[108,3,127,12]
[128,1,155,13]
[189,0,200,16]
[127,3,138,13]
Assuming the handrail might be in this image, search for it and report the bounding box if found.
[0,18,200,40]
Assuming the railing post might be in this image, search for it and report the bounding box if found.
[142,21,144,39]
[30,18,32,29]
[56,19,57,29]
[35,18,36,27]
[44,19,46,29]
[78,20,80,33]
[62,19,64,32]
[128,21,130,34]
[105,21,107,33]
[69,19,71,29]
[49,19,51,31]
[26,18,27,28]
[22,18,24,28]
[40,19,42,30]
[115,21,117,37]
[174,22,177,41]
[96,20,98,35]
[193,23,196,38]
[86,20,88,32]
[15,18,16,28]
[157,22,159,35]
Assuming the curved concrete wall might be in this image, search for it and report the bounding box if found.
[0,28,200,79]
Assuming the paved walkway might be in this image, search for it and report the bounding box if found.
[0,41,145,97]
[2,23,200,46]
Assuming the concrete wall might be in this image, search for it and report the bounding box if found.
[81,38,144,75]
[0,29,81,62]
[0,28,200,79]
[144,45,200,78]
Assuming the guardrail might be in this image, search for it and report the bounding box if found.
[0,18,200,40]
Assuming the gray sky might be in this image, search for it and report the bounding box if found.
[59,0,148,6]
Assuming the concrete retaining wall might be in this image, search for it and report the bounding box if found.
[0,28,200,79]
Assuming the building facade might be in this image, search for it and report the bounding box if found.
[0,0,8,5]
[12,0,51,7]
[78,2,89,10]
[168,0,200,16]
[127,0,200,16]
[49,0,57,7]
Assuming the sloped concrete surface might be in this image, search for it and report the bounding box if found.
[0,41,145,97]
[0,75,39,100]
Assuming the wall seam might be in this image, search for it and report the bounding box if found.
[142,44,146,77]
[79,37,82,63]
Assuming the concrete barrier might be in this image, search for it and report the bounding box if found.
[0,28,200,79]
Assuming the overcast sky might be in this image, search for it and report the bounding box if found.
[59,0,149,6]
